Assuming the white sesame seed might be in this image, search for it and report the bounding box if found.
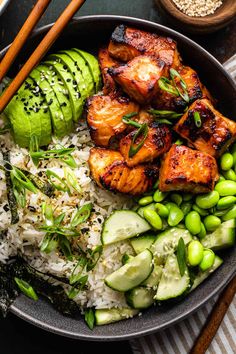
[172,0,222,17]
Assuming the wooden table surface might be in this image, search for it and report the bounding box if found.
[0,1,235,353]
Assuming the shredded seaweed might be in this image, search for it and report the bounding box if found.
[20,169,54,197]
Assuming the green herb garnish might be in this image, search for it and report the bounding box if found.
[71,203,93,228]
[158,77,179,96]
[129,123,149,158]
[14,277,38,301]
[30,147,75,160]
[122,112,140,128]
[64,168,81,193]
[174,139,183,146]
[59,235,73,261]
[87,245,103,271]
[42,203,54,226]
[85,308,95,330]
[193,111,202,128]
[62,154,77,168]
[46,169,69,192]
[148,109,182,119]
[177,237,186,277]
[170,68,190,103]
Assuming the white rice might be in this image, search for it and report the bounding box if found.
[0,118,134,309]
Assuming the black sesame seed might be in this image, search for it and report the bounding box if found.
[3,204,9,212]
[48,98,53,105]
[38,171,43,177]
[28,206,36,212]
[63,65,67,70]
[35,107,40,113]
[66,79,71,82]
[44,108,48,113]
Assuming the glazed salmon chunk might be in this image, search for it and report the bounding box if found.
[108,25,181,68]
[109,55,166,104]
[119,123,172,167]
[154,66,212,112]
[98,47,120,95]
[89,148,159,195]
[159,144,219,193]
[174,99,236,157]
[86,95,139,147]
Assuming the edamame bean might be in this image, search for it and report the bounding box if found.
[138,196,153,206]
[155,203,169,218]
[182,193,193,202]
[214,208,230,217]
[185,211,201,235]
[203,215,221,231]
[199,249,215,271]
[143,209,163,230]
[218,175,225,183]
[192,204,209,216]
[222,169,236,181]
[215,180,236,196]
[187,240,204,266]
[153,189,168,202]
[222,205,236,221]
[168,204,184,227]
[165,202,177,211]
[170,193,182,206]
[216,196,236,210]
[198,222,207,239]
[195,191,219,209]
[220,152,234,171]
[181,201,192,216]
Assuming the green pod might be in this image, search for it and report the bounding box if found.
[155,203,169,218]
[170,193,182,206]
[222,169,236,182]
[182,193,193,202]
[215,180,236,196]
[185,211,201,235]
[216,196,236,210]
[167,204,184,227]
[153,189,168,203]
[195,191,220,209]
[187,240,204,266]
[143,209,163,230]
[222,205,236,221]
[220,152,234,171]
[138,196,153,206]
[192,204,209,216]
[197,222,207,239]
[199,249,215,272]
[203,215,221,232]
[181,201,192,216]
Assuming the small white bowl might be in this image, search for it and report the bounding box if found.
[0,0,10,16]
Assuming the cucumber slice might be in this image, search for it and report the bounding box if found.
[191,255,223,291]
[73,48,102,92]
[137,203,156,218]
[155,254,190,301]
[95,308,139,326]
[130,234,157,254]
[151,227,192,265]
[102,210,151,245]
[201,220,235,250]
[126,287,155,309]
[105,249,153,292]
[142,263,162,288]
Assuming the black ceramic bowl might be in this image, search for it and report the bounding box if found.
[1,15,236,341]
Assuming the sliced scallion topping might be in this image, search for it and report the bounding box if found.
[85,308,95,330]
[40,233,58,254]
[42,202,54,226]
[71,203,93,228]
[174,139,183,146]
[14,277,38,301]
[30,135,40,166]
[46,170,69,192]
[158,77,179,96]
[129,123,149,158]
[69,257,87,285]
[59,235,73,261]
[10,167,38,193]
[193,111,202,128]
[156,119,172,125]
[170,68,189,103]
[148,109,182,119]
[122,112,140,128]
[64,168,81,193]
[176,237,186,277]
[68,275,88,299]
[62,154,77,168]
[87,245,103,271]
[30,147,75,160]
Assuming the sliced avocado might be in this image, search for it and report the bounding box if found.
[60,49,94,95]
[36,64,73,134]
[43,59,81,123]
[30,67,68,138]
[72,49,102,92]
[46,54,85,122]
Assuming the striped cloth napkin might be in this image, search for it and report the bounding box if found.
[130,55,236,354]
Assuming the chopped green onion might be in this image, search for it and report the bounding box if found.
[85,308,95,330]
[174,139,183,146]
[30,135,40,166]
[11,167,38,193]
[176,237,186,277]
[122,112,141,128]
[129,123,149,158]
[12,178,26,208]
[62,154,77,168]
[40,233,58,254]
[64,168,81,193]
[14,277,38,301]
[69,257,87,285]
[87,245,103,271]
[30,147,75,160]
[170,68,189,103]
[46,170,69,192]
[193,111,202,128]
[59,235,73,261]
[148,109,182,119]
[54,212,65,226]
[158,77,179,96]
[67,275,88,299]
[157,119,172,125]
[71,203,93,228]
[40,225,78,237]
[42,203,54,226]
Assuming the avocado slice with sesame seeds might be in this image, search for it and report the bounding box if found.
[4,77,52,147]
[30,66,68,138]
[36,64,73,134]
[60,49,94,96]
[43,58,82,123]
[72,49,102,93]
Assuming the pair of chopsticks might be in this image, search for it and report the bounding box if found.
[0,0,86,112]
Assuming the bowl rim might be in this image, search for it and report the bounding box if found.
[1,14,236,341]
[0,0,10,16]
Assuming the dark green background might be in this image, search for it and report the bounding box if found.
[0,1,235,353]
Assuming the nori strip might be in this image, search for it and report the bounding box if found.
[2,151,19,224]
[21,169,54,197]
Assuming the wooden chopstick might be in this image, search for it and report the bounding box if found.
[190,275,236,354]
[0,0,86,112]
[0,0,52,83]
